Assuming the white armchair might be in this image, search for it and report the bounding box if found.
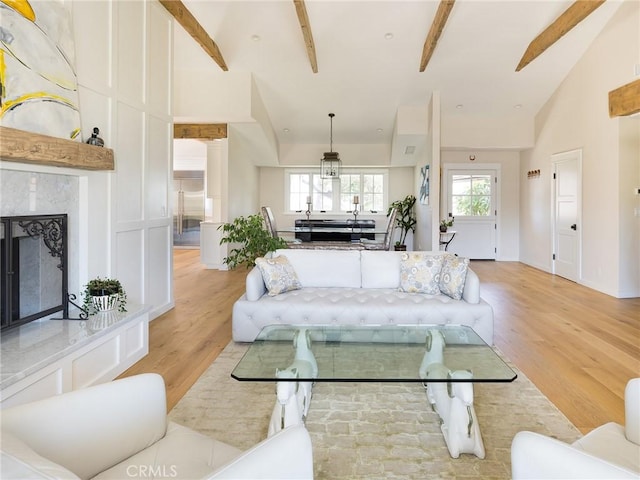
[1,373,314,480]
[511,378,640,479]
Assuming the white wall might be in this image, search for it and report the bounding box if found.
[73,0,174,318]
[441,151,520,261]
[519,0,639,297]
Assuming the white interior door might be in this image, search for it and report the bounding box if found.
[553,151,581,282]
[443,167,497,259]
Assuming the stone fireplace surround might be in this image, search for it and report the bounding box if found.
[0,165,150,408]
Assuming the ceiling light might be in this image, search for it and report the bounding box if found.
[456,104,463,109]
[283,128,290,133]
[384,33,394,40]
[514,104,523,109]
[251,35,261,42]
[377,128,383,133]
[320,113,341,180]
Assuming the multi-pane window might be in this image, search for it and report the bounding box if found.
[451,174,492,216]
[287,170,387,213]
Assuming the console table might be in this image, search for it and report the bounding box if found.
[293,219,376,242]
[0,305,150,408]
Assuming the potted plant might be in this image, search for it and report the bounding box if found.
[440,217,455,232]
[388,194,417,251]
[82,277,127,315]
[219,214,287,269]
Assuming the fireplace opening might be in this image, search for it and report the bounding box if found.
[1,214,70,331]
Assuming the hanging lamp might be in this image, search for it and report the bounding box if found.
[320,113,341,179]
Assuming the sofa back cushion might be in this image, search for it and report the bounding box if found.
[274,249,361,288]
[360,251,403,288]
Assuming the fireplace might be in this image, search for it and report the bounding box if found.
[0,214,70,331]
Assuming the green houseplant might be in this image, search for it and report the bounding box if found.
[440,217,455,232]
[82,277,127,315]
[388,194,417,250]
[219,214,287,269]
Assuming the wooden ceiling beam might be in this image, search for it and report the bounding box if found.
[609,79,640,117]
[159,0,228,71]
[516,0,606,72]
[419,0,455,72]
[174,124,228,140]
[293,0,318,74]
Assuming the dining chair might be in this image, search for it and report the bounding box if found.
[260,206,279,238]
[362,207,397,250]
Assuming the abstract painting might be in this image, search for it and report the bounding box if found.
[0,0,81,140]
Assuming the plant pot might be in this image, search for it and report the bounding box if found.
[439,225,448,233]
[91,294,119,312]
[394,244,407,251]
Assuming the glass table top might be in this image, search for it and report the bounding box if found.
[231,325,517,383]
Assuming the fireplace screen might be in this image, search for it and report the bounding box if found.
[1,214,69,331]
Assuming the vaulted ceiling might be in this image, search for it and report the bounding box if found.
[172,0,625,148]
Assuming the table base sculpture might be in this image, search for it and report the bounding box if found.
[419,329,486,459]
[268,329,318,436]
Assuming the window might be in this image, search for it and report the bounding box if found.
[286,170,387,214]
[451,174,492,216]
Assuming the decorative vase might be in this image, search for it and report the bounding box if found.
[91,293,119,312]
[440,225,448,233]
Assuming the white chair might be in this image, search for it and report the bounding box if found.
[361,207,397,250]
[260,206,279,238]
[511,377,640,479]
[1,373,314,480]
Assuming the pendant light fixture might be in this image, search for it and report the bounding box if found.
[320,113,341,179]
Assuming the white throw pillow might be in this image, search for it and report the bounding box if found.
[439,254,470,300]
[255,255,302,296]
[399,253,443,294]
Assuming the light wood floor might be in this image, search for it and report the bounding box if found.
[121,250,640,435]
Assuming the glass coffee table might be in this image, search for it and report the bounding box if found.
[232,324,517,459]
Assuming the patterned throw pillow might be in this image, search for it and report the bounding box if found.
[255,255,302,296]
[439,254,470,300]
[399,253,444,294]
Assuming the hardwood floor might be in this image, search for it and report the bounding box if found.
[121,250,640,435]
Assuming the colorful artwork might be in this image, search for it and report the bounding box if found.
[419,164,430,205]
[0,0,81,140]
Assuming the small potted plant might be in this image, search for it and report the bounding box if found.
[440,217,455,232]
[388,194,417,251]
[82,277,127,315]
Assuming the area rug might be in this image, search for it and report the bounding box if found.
[169,342,581,479]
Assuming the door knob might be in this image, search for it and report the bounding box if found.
[570,224,577,231]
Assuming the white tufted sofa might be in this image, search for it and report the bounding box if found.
[232,249,494,345]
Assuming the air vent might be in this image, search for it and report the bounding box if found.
[404,146,416,155]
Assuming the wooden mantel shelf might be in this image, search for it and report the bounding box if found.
[0,126,114,170]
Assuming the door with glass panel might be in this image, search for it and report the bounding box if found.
[444,168,497,259]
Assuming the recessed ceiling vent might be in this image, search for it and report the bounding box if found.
[404,146,416,155]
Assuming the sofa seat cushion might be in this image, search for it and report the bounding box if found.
[93,422,241,479]
[572,422,640,474]
[232,287,494,344]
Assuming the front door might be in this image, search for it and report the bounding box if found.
[443,166,498,260]
[552,150,581,282]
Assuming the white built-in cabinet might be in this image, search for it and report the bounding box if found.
[0,307,149,409]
